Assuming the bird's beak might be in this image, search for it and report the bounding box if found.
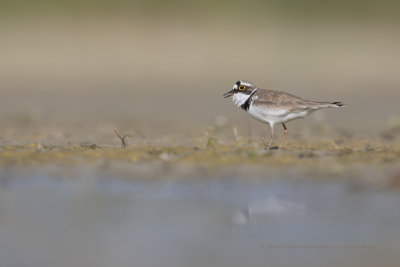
[223,89,234,98]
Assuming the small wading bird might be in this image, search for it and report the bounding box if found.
[223,80,344,149]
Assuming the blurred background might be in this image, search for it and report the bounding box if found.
[1,1,400,267]
[1,0,400,144]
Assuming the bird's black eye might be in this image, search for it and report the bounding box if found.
[238,85,246,90]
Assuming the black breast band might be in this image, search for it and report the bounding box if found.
[240,89,258,111]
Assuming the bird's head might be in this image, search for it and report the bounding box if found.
[223,80,257,98]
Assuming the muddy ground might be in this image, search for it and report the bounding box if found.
[1,16,400,188]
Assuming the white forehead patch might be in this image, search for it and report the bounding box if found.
[240,81,254,87]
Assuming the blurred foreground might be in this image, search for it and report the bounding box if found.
[1,175,400,267]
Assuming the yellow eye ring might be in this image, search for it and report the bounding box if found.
[238,85,246,90]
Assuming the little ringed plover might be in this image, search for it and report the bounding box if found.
[223,80,344,149]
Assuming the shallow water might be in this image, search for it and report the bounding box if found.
[1,173,400,267]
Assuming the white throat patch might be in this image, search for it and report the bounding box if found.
[232,92,251,107]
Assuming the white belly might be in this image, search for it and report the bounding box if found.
[248,104,309,125]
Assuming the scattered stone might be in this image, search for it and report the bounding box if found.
[80,142,99,149]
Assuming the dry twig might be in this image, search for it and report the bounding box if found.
[114,129,130,149]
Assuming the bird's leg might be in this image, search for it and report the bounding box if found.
[278,123,288,149]
[263,124,275,150]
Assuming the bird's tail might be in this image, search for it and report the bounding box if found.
[308,101,345,109]
[330,101,345,107]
